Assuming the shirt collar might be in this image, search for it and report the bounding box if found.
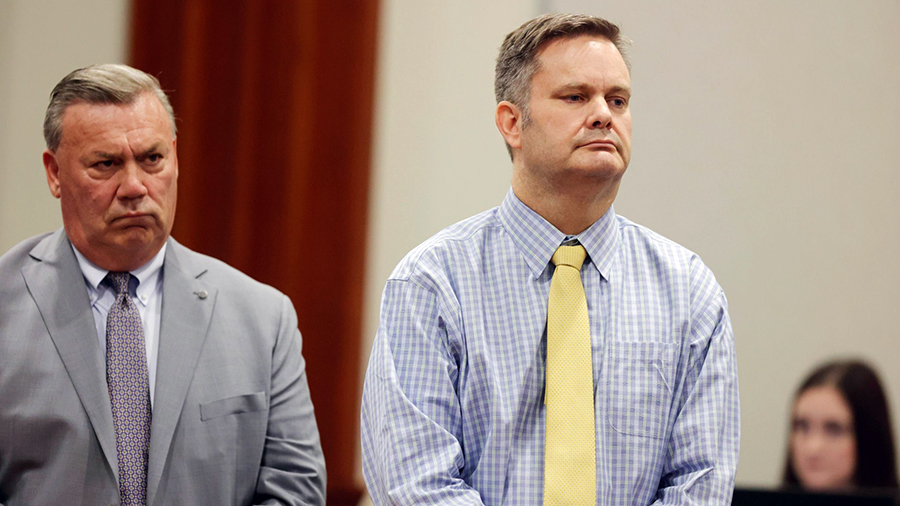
[498,188,619,280]
[72,242,167,299]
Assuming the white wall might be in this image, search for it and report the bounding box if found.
[0,0,129,252]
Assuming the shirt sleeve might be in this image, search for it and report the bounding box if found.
[654,282,740,505]
[361,278,486,506]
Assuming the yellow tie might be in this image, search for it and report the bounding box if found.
[544,244,596,505]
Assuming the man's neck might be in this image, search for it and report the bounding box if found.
[511,173,620,235]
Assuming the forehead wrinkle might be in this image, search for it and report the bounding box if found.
[90,149,123,159]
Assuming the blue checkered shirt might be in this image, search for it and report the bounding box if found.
[361,189,740,505]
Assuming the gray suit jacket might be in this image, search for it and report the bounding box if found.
[0,230,326,506]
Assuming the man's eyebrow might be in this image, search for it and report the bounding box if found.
[557,82,592,91]
[556,82,632,96]
[609,84,632,96]
[139,142,165,154]
[135,142,167,159]
[80,151,121,164]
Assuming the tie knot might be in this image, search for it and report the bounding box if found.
[106,271,132,295]
[552,244,587,270]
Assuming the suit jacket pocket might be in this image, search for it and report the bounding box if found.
[200,391,267,421]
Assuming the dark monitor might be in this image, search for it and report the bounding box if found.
[733,487,899,506]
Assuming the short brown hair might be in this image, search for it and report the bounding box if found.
[495,13,630,157]
[495,13,629,109]
[44,64,176,151]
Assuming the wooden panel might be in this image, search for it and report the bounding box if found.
[130,1,378,503]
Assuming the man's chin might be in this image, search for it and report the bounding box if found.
[74,232,166,271]
[568,161,626,180]
[110,231,166,257]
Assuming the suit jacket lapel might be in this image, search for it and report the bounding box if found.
[21,230,119,478]
[147,238,216,506]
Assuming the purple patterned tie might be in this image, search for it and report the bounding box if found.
[106,271,151,506]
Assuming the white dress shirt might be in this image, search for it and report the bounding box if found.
[72,243,166,405]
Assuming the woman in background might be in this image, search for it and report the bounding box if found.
[783,359,899,491]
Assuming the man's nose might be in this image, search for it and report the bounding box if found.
[588,99,612,129]
[117,162,148,199]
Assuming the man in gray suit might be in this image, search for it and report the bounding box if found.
[0,64,326,506]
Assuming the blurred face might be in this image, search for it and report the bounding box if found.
[43,92,178,271]
[517,35,632,188]
[790,386,857,490]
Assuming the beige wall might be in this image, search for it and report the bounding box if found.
[0,0,129,252]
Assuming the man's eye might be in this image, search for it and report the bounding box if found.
[610,98,627,107]
[147,154,162,163]
[564,95,583,102]
[94,160,115,169]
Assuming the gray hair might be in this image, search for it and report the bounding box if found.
[495,13,630,157]
[44,63,176,150]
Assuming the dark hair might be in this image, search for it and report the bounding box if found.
[782,359,899,490]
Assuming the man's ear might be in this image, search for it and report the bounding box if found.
[172,137,179,179]
[43,150,62,199]
[495,101,524,151]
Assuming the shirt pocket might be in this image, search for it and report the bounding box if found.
[605,341,676,439]
[199,391,267,421]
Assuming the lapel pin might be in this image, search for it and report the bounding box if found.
[194,289,208,299]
